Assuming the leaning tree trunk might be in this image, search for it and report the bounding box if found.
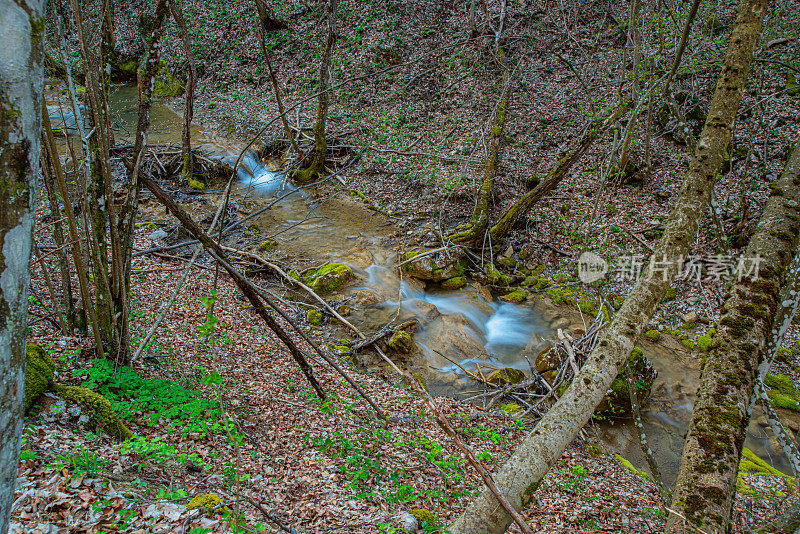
[0,1,43,532]
[488,103,630,244]
[449,0,766,531]
[296,0,337,182]
[666,147,800,534]
[447,85,510,245]
[170,0,197,182]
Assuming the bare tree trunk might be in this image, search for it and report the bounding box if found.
[488,103,630,244]
[447,90,510,245]
[0,1,43,531]
[296,0,337,182]
[170,0,197,182]
[449,0,766,531]
[666,148,800,534]
[114,0,171,362]
[255,0,300,155]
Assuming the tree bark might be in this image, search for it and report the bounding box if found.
[170,0,197,182]
[666,146,800,534]
[296,0,337,182]
[449,0,766,531]
[0,1,43,531]
[488,103,630,244]
[447,90,510,245]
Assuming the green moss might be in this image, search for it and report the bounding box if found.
[630,346,644,360]
[25,343,55,412]
[615,454,651,481]
[764,374,798,397]
[644,330,661,342]
[697,335,715,352]
[441,276,467,290]
[681,339,696,350]
[410,508,437,526]
[303,263,354,294]
[52,384,133,441]
[258,240,276,251]
[388,330,414,354]
[681,321,697,330]
[666,328,682,338]
[585,443,603,457]
[347,188,369,203]
[546,286,575,304]
[188,178,205,190]
[487,368,526,385]
[307,309,323,326]
[485,263,512,286]
[664,288,677,301]
[577,297,597,315]
[153,64,185,98]
[739,447,796,492]
[787,72,800,98]
[498,257,517,269]
[499,403,522,415]
[187,493,227,516]
[499,290,529,303]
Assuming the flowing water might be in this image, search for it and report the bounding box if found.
[47,83,792,483]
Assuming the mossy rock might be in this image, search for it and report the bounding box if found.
[441,276,467,290]
[697,334,716,352]
[596,349,655,415]
[410,508,437,527]
[187,493,227,516]
[535,348,561,374]
[52,384,133,441]
[546,286,575,305]
[485,263,512,286]
[764,374,800,412]
[585,443,603,458]
[303,263,354,294]
[786,72,800,97]
[402,250,467,282]
[347,188,369,203]
[188,178,205,190]
[577,297,597,315]
[25,343,55,412]
[307,309,323,326]
[153,62,186,98]
[497,256,517,269]
[644,330,661,342]
[520,275,537,287]
[664,288,677,301]
[681,339,696,350]
[388,330,414,354]
[499,290,529,303]
[487,368,526,385]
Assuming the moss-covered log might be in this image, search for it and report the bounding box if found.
[52,384,133,441]
[487,103,631,244]
[449,0,767,531]
[666,130,800,531]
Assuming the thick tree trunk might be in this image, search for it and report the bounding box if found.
[447,92,509,245]
[170,0,197,182]
[449,0,766,531]
[488,103,630,244]
[0,1,43,531]
[296,0,337,182]
[666,148,800,533]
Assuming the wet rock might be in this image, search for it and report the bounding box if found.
[441,276,467,290]
[401,249,466,282]
[499,290,529,303]
[487,368,526,385]
[388,330,415,354]
[354,289,381,306]
[304,263,354,294]
[422,315,489,366]
[535,348,560,374]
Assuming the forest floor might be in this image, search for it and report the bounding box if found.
[19,0,800,532]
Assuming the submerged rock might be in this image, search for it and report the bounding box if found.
[304,263,354,294]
